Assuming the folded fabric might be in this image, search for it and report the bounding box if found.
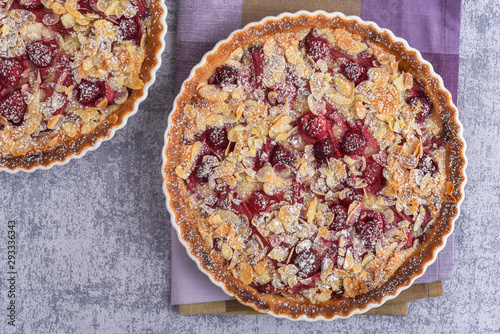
[170,0,461,305]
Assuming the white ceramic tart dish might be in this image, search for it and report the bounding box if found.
[162,11,466,320]
[0,0,167,173]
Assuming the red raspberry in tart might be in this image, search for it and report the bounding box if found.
[313,140,336,162]
[209,65,238,88]
[298,112,328,141]
[0,0,164,170]
[164,13,465,320]
[269,144,294,166]
[340,129,366,155]
[304,32,331,62]
[0,58,25,88]
[0,90,28,126]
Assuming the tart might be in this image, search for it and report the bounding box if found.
[163,11,466,320]
[0,0,166,172]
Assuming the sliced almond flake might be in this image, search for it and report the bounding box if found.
[278,204,300,223]
[228,47,243,61]
[61,122,80,138]
[310,72,331,100]
[238,262,256,285]
[404,72,413,89]
[278,264,299,278]
[346,201,361,224]
[393,74,406,91]
[325,90,353,106]
[47,114,63,130]
[263,37,277,57]
[287,275,299,288]
[268,246,288,262]
[254,260,268,275]
[361,253,375,267]
[266,218,285,233]
[269,115,293,139]
[317,226,328,239]
[221,243,233,260]
[368,67,390,86]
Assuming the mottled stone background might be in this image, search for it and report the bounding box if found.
[0,0,499,333]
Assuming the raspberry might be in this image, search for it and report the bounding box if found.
[292,248,321,277]
[313,141,335,162]
[26,40,57,68]
[208,65,238,88]
[0,58,24,88]
[247,190,272,213]
[340,130,366,155]
[0,90,27,126]
[249,46,264,89]
[270,144,294,166]
[75,79,105,106]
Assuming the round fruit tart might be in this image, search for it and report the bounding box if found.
[0,0,166,172]
[163,12,466,319]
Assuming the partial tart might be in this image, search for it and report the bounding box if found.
[0,0,166,172]
[162,11,466,320]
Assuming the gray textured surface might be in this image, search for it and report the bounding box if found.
[0,0,499,333]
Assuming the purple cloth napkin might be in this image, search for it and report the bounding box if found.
[170,0,461,305]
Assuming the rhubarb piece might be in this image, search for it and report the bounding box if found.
[119,17,142,42]
[249,46,264,89]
